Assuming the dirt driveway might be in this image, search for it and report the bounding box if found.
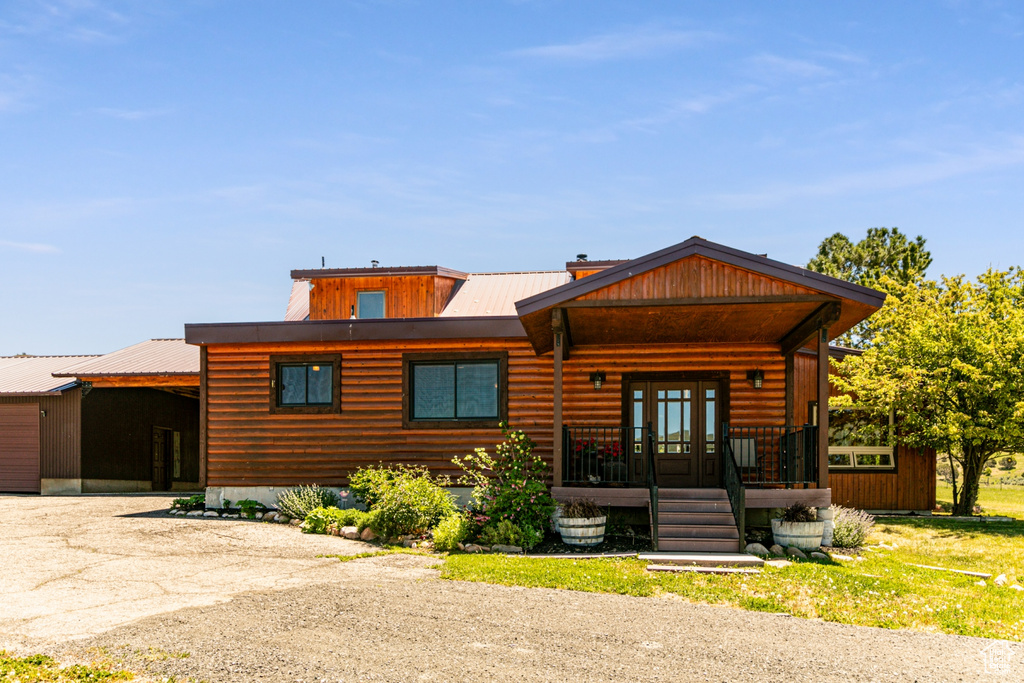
[1,495,1019,682]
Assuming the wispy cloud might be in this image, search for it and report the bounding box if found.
[708,138,1024,209]
[622,85,763,130]
[747,53,834,80]
[0,0,140,44]
[94,106,173,120]
[508,26,719,62]
[0,239,60,253]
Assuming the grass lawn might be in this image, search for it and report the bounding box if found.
[936,482,1024,519]
[441,518,1024,641]
[0,652,133,681]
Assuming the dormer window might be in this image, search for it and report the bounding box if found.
[357,291,385,319]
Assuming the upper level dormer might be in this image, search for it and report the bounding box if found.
[289,265,468,321]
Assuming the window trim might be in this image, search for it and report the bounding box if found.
[269,354,342,414]
[402,351,508,429]
[356,290,386,319]
[828,446,896,470]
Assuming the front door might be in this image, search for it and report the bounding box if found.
[152,427,169,492]
[630,380,721,487]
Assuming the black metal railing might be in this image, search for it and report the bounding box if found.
[646,424,658,551]
[721,437,746,545]
[561,425,651,486]
[723,423,819,487]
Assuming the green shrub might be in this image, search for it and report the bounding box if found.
[237,499,263,518]
[477,519,543,549]
[371,473,456,540]
[348,465,404,509]
[830,505,875,548]
[998,455,1018,470]
[275,485,340,520]
[171,494,205,511]
[780,502,816,523]
[300,506,377,535]
[432,513,471,551]
[453,422,556,537]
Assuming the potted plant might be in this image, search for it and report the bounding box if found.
[602,441,627,484]
[574,437,600,483]
[771,502,824,550]
[557,497,606,546]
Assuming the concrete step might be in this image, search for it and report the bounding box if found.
[638,551,761,567]
[658,500,733,513]
[658,524,739,540]
[657,511,736,526]
[658,488,729,501]
[656,538,742,553]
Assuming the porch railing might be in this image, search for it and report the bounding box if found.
[723,423,819,487]
[721,437,746,545]
[561,425,651,486]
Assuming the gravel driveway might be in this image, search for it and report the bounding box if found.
[1,495,1019,682]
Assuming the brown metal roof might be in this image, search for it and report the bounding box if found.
[440,272,572,317]
[0,355,98,395]
[53,339,199,378]
[285,280,310,321]
[290,265,468,280]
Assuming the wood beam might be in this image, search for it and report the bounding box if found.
[551,307,571,360]
[552,311,564,487]
[779,301,842,357]
[817,327,830,490]
[75,375,200,388]
[199,346,208,490]
[785,353,795,426]
[562,294,834,309]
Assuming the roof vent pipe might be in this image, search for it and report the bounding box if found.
[576,254,588,261]
[371,260,379,268]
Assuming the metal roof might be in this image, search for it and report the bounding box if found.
[285,280,310,321]
[0,355,98,395]
[440,272,572,317]
[290,265,468,280]
[53,339,199,377]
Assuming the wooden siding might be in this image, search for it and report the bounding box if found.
[578,255,822,302]
[0,403,40,492]
[0,390,81,485]
[830,446,936,511]
[308,275,460,320]
[81,388,200,483]
[203,339,786,487]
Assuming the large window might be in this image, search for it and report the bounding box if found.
[269,355,341,414]
[403,352,507,428]
[357,291,385,319]
[827,407,895,470]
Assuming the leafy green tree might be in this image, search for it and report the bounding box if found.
[807,227,932,347]
[833,269,1024,516]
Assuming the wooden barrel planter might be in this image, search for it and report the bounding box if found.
[558,516,607,546]
[771,519,825,551]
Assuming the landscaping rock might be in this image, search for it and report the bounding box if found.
[342,526,360,540]
[994,573,1007,586]
[262,512,277,522]
[810,552,830,561]
[769,544,785,557]
[402,539,416,548]
[492,544,523,554]
[254,512,264,520]
[456,542,465,551]
[786,547,807,559]
[744,543,769,556]
[276,515,291,524]
[1010,584,1023,591]
[203,511,219,518]
[186,510,203,517]
[765,559,793,568]
[975,579,986,587]
[224,514,240,519]
[877,543,893,550]
[464,544,482,553]
[290,518,302,526]
[831,554,855,561]
[360,528,377,542]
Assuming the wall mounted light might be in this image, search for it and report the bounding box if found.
[747,369,764,389]
[40,409,46,417]
[589,371,606,390]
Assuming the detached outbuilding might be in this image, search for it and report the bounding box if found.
[0,339,201,494]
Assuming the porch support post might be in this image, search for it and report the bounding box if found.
[816,327,829,489]
[552,309,565,487]
[784,352,795,426]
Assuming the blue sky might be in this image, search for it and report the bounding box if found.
[1,1,1022,355]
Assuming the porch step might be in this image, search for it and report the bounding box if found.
[654,488,740,554]
[658,524,739,540]
[654,538,743,553]
[638,552,763,568]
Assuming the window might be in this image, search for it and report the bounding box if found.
[403,352,507,428]
[269,355,341,414]
[357,291,385,319]
[826,407,895,470]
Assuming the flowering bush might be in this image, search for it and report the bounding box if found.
[453,422,555,549]
[830,505,875,548]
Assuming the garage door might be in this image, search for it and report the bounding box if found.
[0,404,40,493]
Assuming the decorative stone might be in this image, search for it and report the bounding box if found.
[1009,584,1023,591]
[225,514,240,519]
[203,511,219,517]
[186,510,203,517]
[786,547,807,559]
[464,544,482,553]
[765,559,793,568]
[457,542,465,551]
[342,526,360,540]
[360,527,377,541]
[744,543,769,556]
[492,544,523,554]
[254,512,264,520]
[877,543,893,550]
[831,554,855,561]
[403,539,416,547]
[994,573,1007,586]
[290,518,302,526]
[262,512,277,522]
[975,579,987,587]
[810,551,830,561]
[276,515,291,524]
[769,544,785,557]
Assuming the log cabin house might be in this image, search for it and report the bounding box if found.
[184,237,931,551]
